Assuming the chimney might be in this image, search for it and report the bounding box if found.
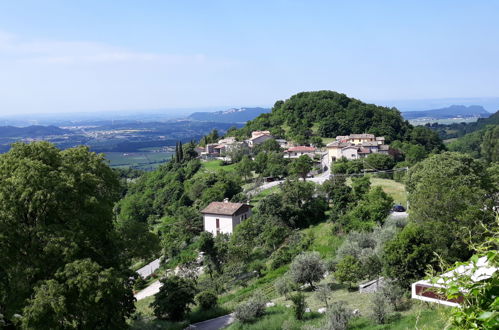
[223,198,229,203]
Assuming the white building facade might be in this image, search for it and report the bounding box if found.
[201,200,252,236]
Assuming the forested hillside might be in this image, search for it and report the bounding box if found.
[230,91,443,153]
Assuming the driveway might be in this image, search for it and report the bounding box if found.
[134,280,162,301]
[247,170,331,196]
[186,314,234,330]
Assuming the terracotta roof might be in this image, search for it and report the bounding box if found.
[201,201,251,216]
[358,147,371,154]
[214,145,225,149]
[376,137,385,141]
[286,146,316,152]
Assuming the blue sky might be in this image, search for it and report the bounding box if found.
[0,1,498,115]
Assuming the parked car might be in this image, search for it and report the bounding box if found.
[392,204,406,212]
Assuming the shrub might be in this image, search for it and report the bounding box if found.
[291,292,306,320]
[195,291,218,310]
[370,292,390,324]
[234,296,266,323]
[323,301,352,330]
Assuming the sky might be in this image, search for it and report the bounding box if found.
[0,0,499,115]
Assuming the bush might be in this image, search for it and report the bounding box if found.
[370,292,390,324]
[323,301,352,330]
[195,291,218,310]
[234,296,266,323]
[291,292,306,320]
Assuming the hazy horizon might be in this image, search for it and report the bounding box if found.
[1,1,499,115]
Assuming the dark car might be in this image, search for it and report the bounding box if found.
[392,204,406,212]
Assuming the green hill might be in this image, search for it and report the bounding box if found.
[233,91,412,143]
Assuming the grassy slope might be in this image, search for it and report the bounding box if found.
[369,177,407,206]
[201,160,237,172]
[227,304,449,330]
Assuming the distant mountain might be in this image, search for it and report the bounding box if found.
[0,125,70,138]
[188,107,270,123]
[402,105,491,120]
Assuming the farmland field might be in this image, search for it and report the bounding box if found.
[104,151,173,171]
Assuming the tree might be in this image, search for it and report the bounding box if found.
[481,125,499,163]
[152,276,197,321]
[263,152,288,178]
[236,155,253,181]
[315,283,331,308]
[383,222,435,288]
[351,176,371,199]
[289,252,326,289]
[406,152,496,263]
[291,292,306,320]
[253,151,268,175]
[22,259,135,329]
[275,276,295,299]
[0,142,126,323]
[370,292,390,324]
[334,256,363,289]
[311,136,325,148]
[253,138,281,154]
[364,153,395,170]
[199,232,222,277]
[341,186,393,231]
[289,155,313,181]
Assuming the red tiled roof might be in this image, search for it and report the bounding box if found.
[286,146,316,152]
[201,201,251,216]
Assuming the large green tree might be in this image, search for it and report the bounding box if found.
[0,142,131,325]
[406,152,496,263]
[22,259,135,329]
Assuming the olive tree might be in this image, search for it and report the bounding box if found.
[289,252,326,289]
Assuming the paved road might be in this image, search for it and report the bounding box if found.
[186,314,234,330]
[134,280,162,301]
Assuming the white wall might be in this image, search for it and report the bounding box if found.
[203,209,252,236]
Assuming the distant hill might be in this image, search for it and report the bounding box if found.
[0,125,70,138]
[402,105,490,120]
[188,107,270,123]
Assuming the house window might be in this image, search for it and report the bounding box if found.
[216,218,220,234]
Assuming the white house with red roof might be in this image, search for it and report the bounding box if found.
[284,146,317,159]
[201,199,252,236]
[246,131,274,148]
